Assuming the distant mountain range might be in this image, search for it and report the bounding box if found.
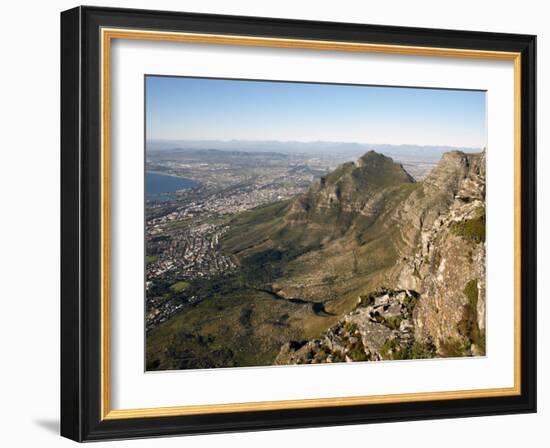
[148,147,290,161]
[147,139,483,162]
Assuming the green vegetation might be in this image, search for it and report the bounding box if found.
[239,249,284,287]
[148,279,171,297]
[322,275,337,285]
[222,200,289,250]
[146,270,330,370]
[170,281,190,293]
[239,307,253,330]
[434,278,486,358]
[344,321,358,334]
[464,279,478,307]
[348,346,368,362]
[163,218,193,230]
[315,349,329,362]
[380,337,436,360]
[439,338,471,358]
[409,340,437,359]
[457,279,485,355]
[357,292,376,308]
[382,315,403,330]
[450,207,486,243]
[380,337,409,360]
[402,292,419,317]
[146,255,158,265]
[165,331,236,369]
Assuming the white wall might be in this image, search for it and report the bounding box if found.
[0,1,546,446]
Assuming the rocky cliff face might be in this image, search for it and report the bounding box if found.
[392,150,486,356]
[274,150,486,363]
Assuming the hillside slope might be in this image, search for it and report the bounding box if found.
[147,150,486,369]
[277,150,486,363]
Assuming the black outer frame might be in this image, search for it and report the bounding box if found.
[60,5,537,442]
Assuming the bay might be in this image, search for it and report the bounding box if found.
[146,171,197,199]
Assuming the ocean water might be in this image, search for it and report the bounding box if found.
[146,171,197,200]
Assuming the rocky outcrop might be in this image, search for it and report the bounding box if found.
[275,289,436,364]
[390,150,486,356]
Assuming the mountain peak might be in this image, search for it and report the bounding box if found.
[357,150,392,165]
[430,150,485,180]
[282,150,417,232]
[323,151,413,187]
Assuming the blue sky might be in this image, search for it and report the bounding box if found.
[146,76,486,148]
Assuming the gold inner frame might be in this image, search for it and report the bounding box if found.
[100,27,522,420]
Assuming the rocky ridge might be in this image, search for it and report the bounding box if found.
[393,150,486,356]
[275,289,436,364]
[275,150,486,363]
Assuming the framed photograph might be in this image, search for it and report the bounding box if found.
[61,6,536,441]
